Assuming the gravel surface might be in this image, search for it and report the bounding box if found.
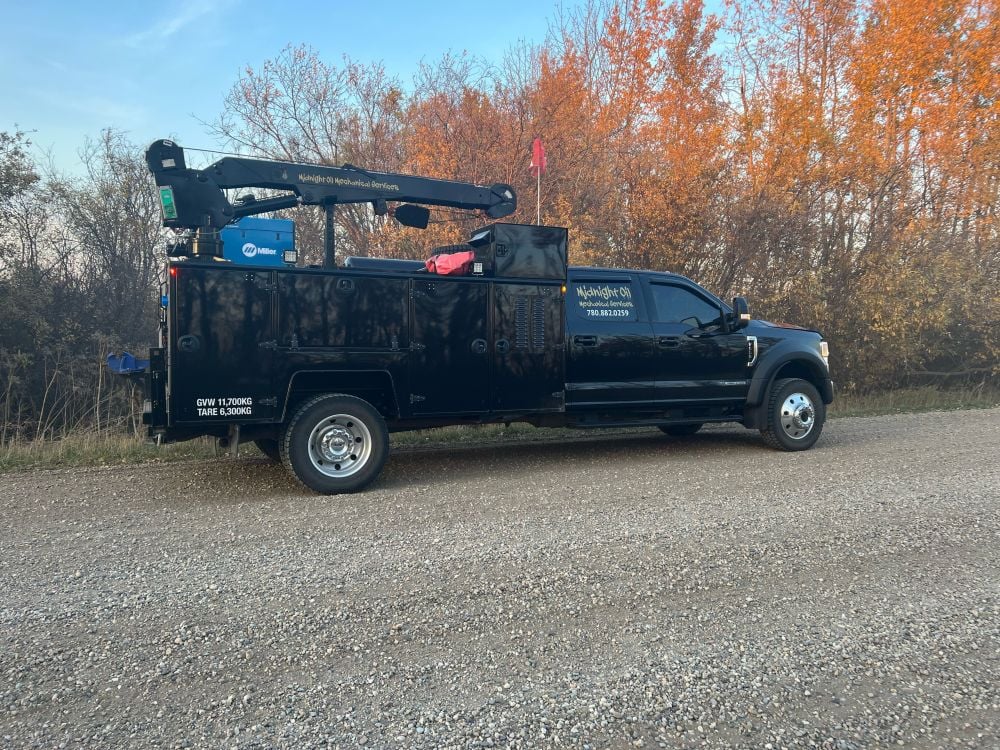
[1,410,998,749]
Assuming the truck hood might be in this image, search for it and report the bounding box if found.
[758,320,819,334]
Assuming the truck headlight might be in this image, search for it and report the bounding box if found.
[820,341,829,368]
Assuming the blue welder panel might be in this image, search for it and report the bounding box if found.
[221,217,295,267]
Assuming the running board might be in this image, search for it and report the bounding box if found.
[568,415,740,429]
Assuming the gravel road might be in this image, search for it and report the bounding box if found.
[2,410,998,749]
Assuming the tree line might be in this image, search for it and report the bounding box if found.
[0,131,161,442]
[1,0,997,442]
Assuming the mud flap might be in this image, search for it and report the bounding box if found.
[143,348,167,431]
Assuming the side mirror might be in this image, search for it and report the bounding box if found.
[732,296,751,330]
[394,203,430,229]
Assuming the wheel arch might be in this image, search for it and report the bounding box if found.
[280,370,400,423]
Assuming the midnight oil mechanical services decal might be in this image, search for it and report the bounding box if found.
[573,282,637,321]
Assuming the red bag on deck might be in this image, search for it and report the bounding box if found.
[425,250,476,276]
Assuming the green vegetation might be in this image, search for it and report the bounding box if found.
[1,386,996,474]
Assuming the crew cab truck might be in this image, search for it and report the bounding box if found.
[142,140,833,494]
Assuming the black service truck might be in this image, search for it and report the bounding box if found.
[141,140,833,493]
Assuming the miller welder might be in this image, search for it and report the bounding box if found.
[220,217,296,267]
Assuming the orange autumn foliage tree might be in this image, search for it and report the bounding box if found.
[216,0,999,390]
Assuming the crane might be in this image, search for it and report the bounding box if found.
[145,139,517,267]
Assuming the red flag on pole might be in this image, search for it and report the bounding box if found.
[530,137,546,176]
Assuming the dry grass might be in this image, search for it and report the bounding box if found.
[829,384,1000,418]
[1,386,996,473]
[0,433,218,473]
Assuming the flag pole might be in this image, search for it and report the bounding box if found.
[536,168,541,225]
[531,136,546,225]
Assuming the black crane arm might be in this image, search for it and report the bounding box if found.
[146,139,517,233]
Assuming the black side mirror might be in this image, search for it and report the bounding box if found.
[732,296,751,330]
[394,203,430,229]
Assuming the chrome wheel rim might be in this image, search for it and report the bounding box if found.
[307,414,372,478]
[779,392,815,440]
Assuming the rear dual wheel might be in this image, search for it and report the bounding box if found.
[281,394,389,494]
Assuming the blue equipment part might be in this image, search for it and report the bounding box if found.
[220,217,296,267]
[107,352,149,375]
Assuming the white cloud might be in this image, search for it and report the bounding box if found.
[123,0,236,48]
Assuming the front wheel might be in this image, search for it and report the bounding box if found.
[281,394,389,494]
[760,378,825,451]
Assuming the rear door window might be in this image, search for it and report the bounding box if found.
[569,279,638,321]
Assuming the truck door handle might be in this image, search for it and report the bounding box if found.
[658,336,681,348]
[573,335,597,347]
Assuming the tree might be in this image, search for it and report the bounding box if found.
[49,130,164,344]
[0,130,163,440]
[214,44,410,258]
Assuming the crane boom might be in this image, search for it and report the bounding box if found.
[145,139,517,264]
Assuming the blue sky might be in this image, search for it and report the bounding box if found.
[1,0,557,172]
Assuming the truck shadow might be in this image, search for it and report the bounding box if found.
[376,427,764,491]
[175,425,832,502]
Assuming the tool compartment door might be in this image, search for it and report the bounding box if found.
[408,277,490,414]
[492,282,565,412]
[170,265,276,423]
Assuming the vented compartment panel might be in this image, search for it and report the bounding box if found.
[493,282,564,412]
[531,297,546,349]
[515,296,529,349]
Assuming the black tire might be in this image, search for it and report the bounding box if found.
[760,377,825,451]
[281,394,389,494]
[658,423,703,437]
[253,438,281,462]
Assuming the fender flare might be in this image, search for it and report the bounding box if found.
[744,345,833,428]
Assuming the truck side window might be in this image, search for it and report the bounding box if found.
[569,280,638,321]
[649,283,724,330]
